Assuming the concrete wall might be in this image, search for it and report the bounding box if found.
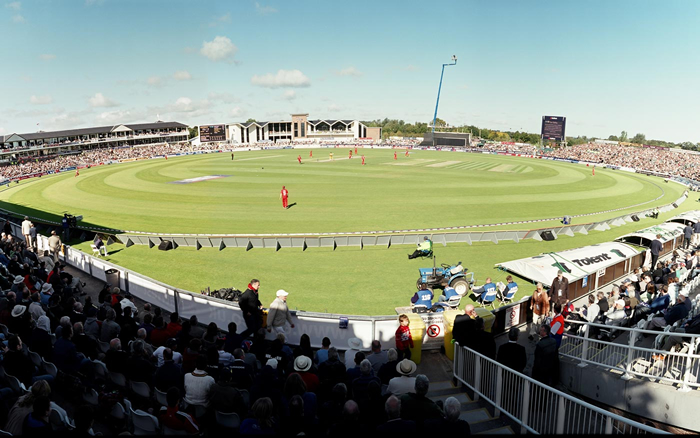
[559,357,700,432]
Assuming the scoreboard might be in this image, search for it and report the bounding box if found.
[541,116,566,141]
[200,125,226,142]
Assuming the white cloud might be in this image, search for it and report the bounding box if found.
[12,14,24,23]
[200,36,238,62]
[282,90,296,100]
[30,95,53,105]
[209,12,231,27]
[208,92,237,103]
[147,76,163,87]
[229,107,244,118]
[88,92,118,108]
[404,65,419,72]
[5,2,20,11]
[335,66,363,77]
[39,54,56,61]
[46,112,84,130]
[255,2,277,14]
[327,103,341,112]
[95,109,146,124]
[251,69,310,89]
[173,70,192,81]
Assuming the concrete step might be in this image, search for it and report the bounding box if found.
[460,407,491,423]
[477,425,515,435]
[429,380,459,392]
[429,392,471,405]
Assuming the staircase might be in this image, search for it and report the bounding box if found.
[426,379,517,434]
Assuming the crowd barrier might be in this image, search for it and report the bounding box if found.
[26,231,405,353]
[452,342,668,434]
[116,193,688,250]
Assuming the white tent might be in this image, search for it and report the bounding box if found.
[666,210,700,226]
[496,241,640,286]
[615,222,685,248]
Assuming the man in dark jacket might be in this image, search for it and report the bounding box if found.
[532,325,559,387]
[497,327,527,373]
[471,317,496,360]
[239,279,263,339]
[154,348,184,392]
[684,224,693,250]
[452,305,478,347]
[646,293,690,330]
[650,234,663,272]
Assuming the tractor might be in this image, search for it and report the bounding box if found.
[416,256,475,296]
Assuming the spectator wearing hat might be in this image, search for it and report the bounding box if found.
[38,283,53,307]
[344,337,364,370]
[11,275,24,295]
[408,236,432,260]
[293,355,320,393]
[9,304,31,343]
[387,359,417,396]
[267,289,295,335]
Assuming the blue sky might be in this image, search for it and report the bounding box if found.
[1,0,699,142]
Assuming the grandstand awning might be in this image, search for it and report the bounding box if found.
[496,242,640,286]
[615,222,685,248]
[666,210,700,226]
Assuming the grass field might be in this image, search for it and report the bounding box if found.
[0,149,691,315]
[0,149,671,234]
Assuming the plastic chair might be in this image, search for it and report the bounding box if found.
[42,360,58,378]
[154,388,168,407]
[499,286,518,305]
[239,389,250,408]
[90,244,101,257]
[83,388,99,406]
[109,371,127,388]
[216,411,241,429]
[28,351,42,368]
[479,289,498,309]
[4,373,25,395]
[129,381,151,400]
[129,406,159,435]
[446,294,461,309]
[97,340,110,354]
[92,359,108,380]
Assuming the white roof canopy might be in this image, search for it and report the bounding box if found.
[497,241,640,286]
[616,222,685,247]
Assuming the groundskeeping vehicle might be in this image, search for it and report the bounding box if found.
[417,257,475,295]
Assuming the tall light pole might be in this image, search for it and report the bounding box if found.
[432,55,457,133]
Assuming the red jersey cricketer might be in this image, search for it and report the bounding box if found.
[280,186,289,209]
[354,147,358,155]
[394,151,397,160]
[405,149,409,157]
[297,155,302,164]
[361,155,365,165]
[75,169,79,177]
[309,150,313,158]
[348,150,352,159]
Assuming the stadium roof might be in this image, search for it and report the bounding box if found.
[2,121,187,142]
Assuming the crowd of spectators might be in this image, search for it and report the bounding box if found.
[0,223,472,435]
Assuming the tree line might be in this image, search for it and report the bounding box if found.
[362,119,700,151]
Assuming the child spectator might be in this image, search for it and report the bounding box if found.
[395,314,414,361]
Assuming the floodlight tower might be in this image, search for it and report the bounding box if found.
[432,55,457,133]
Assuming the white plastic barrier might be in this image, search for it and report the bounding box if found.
[42,235,399,350]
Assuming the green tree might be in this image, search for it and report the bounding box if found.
[608,135,619,141]
[188,126,198,139]
[245,118,257,124]
[619,131,628,142]
[631,133,646,144]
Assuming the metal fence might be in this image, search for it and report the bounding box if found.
[453,343,669,434]
[559,274,700,392]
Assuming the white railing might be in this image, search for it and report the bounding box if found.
[560,317,700,392]
[453,343,669,434]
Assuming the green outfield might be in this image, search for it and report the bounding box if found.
[0,149,690,315]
